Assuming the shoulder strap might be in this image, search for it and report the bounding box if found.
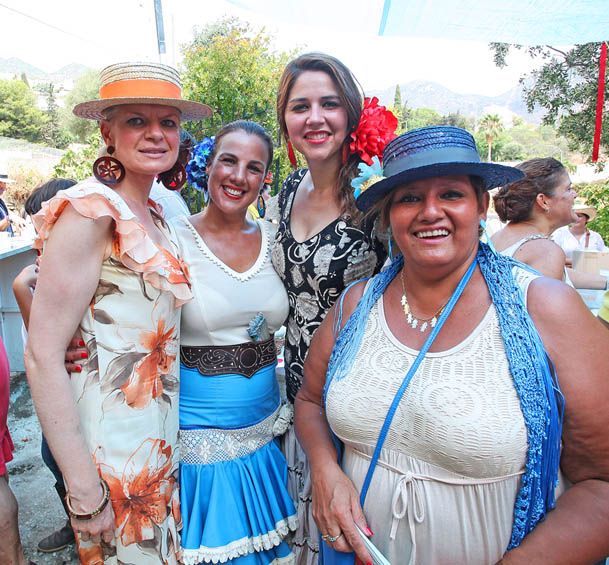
[359,257,478,506]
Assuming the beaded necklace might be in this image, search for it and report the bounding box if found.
[399,269,450,332]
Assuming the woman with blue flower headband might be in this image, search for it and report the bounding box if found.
[294,126,609,564]
[171,120,297,564]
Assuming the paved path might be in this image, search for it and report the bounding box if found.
[8,373,78,564]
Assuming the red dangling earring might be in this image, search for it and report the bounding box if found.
[158,144,192,191]
[287,140,297,169]
[93,146,125,187]
[158,164,187,190]
[342,141,351,165]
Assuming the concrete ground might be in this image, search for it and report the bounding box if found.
[7,373,79,564]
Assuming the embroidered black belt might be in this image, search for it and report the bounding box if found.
[180,338,276,378]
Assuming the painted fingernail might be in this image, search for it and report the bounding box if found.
[80,352,88,358]
[365,526,374,536]
[75,366,82,372]
[79,340,85,346]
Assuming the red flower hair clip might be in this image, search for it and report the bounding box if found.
[346,97,398,166]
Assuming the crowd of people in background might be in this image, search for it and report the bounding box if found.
[0,54,608,565]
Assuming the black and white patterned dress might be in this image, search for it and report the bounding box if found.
[271,169,386,563]
[272,169,386,403]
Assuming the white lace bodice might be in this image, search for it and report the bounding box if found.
[324,267,542,564]
[326,288,530,479]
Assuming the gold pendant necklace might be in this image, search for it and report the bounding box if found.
[400,270,450,333]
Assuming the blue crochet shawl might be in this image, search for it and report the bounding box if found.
[323,242,564,549]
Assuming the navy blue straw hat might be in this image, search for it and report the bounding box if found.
[356,126,525,213]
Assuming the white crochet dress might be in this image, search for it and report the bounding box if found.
[325,268,544,565]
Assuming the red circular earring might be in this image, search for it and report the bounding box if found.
[158,144,191,191]
[93,146,125,186]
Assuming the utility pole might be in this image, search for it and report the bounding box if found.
[154,0,166,62]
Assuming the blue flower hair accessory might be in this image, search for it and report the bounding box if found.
[186,136,214,193]
[351,155,385,199]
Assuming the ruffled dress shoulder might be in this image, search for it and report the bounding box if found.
[32,177,190,565]
[33,177,191,306]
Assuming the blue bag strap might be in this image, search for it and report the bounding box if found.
[359,257,478,506]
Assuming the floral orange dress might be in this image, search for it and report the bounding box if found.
[33,179,192,564]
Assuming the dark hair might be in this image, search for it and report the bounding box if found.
[493,158,566,223]
[276,52,363,215]
[208,120,273,172]
[25,178,76,216]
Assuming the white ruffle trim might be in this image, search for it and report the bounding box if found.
[272,403,294,437]
[181,514,298,564]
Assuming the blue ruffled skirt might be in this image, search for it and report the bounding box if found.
[179,361,297,564]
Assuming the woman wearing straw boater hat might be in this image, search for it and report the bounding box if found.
[24,62,210,564]
[294,126,609,563]
[553,202,607,265]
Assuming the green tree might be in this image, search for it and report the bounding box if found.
[390,84,403,132]
[407,107,442,130]
[438,111,474,131]
[393,84,402,111]
[61,70,100,143]
[54,131,102,181]
[181,20,294,139]
[39,82,72,149]
[180,17,297,205]
[490,42,608,165]
[20,72,29,87]
[478,114,504,161]
[0,78,48,142]
[190,15,250,48]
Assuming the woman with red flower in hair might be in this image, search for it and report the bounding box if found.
[272,52,397,564]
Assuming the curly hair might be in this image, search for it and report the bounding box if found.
[493,158,566,223]
[276,52,363,216]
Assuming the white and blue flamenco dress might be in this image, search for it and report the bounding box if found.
[172,216,297,565]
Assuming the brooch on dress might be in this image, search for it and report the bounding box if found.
[247,312,270,342]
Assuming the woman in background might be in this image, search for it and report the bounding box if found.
[553,202,606,266]
[492,157,607,290]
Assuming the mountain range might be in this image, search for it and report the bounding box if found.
[369,80,543,124]
[1,57,542,124]
[0,57,89,83]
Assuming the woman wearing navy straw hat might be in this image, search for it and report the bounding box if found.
[294,126,609,564]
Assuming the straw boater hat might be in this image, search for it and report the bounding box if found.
[73,62,212,121]
[0,173,16,184]
[357,126,525,213]
[573,202,597,222]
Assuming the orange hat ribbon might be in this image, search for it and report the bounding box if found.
[100,79,181,100]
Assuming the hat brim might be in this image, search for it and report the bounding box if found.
[73,97,212,121]
[356,161,525,213]
[0,178,16,184]
[573,205,597,222]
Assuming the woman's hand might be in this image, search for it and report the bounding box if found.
[65,334,87,373]
[311,462,373,563]
[68,482,116,545]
